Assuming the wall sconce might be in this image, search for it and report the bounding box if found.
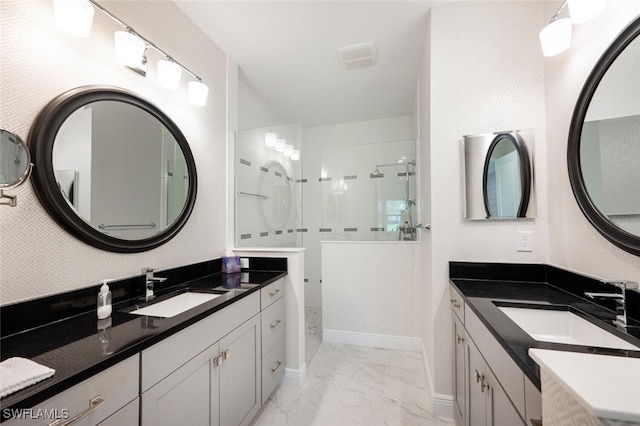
[290,149,301,161]
[52,0,209,106]
[274,139,286,152]
[539,0,607,57]
[283,144,294,157]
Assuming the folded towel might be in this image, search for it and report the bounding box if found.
[0,357,55,398]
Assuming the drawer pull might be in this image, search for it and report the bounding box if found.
[49,396,103,426]
[475,369,483,383]
[270,319,282,329]
[223,349,230,360]
[481,380,490,393]
[456,334,464,344]
[214,355,223,366]
[450,298,461,308]
[270,361,282,373]
[269,288,281,297]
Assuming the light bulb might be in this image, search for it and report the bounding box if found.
[539,18,572,57]
[274,139,286,152]
[157,59,182,89]
[188,81,209,106]
[284,144,294,157]
[291,149,301,161]
[114,31,145,67]
[53,0,94,37]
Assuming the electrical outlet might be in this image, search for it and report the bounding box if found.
[240,257,249,268]
[517,231,533,252]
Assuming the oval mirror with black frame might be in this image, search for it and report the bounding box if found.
[482,133,531,219]
[28,85,198,253]
[568,16,640,256]
[0,129,32,188]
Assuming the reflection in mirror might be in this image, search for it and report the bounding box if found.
[258,160,292,230]
[29,86,197,252]
[52,101,188,240]
[568,16,640,255]
[0,129,31,188]
[464,130,534,220]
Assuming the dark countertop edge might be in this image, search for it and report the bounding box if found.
[0,270,286,415]
[450,277,640,390]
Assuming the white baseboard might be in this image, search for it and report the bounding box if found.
[281,363,307,388]
[323,329,423,352]
[433,393,455,418]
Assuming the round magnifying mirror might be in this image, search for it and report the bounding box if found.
[0,129,32,188]
[482,133,531,219]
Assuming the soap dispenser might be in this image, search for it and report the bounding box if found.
[97,280,112,319]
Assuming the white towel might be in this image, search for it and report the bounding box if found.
[0,357,55,398]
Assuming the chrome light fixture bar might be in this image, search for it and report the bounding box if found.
[53,0,209,106]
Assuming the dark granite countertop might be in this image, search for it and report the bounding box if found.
[449,262,640,390]
[0,258,286,420]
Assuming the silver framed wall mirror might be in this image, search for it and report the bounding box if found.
[568,16,640,256]
[28,85,198,253]
[0,129,32,206]
[464,129,535,220]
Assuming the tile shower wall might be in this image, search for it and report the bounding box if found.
[0,0,228,304]
[235,124,302,248]
[302,116,416,307]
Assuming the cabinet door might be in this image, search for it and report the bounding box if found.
[466,338,487,426]
[485,368,525,426]
[141,343,219,426]
[219,315,261,426]
[453,314,467,426]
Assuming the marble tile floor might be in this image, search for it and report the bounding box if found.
[305,306,322,364]
[252,342,455,426]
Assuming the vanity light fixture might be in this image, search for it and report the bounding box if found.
[539,0,607,57]
[265,132,277,147]
[157,58,182,90]
[52,0,94,37]
[274,139,286,153]
[52,0,209,106]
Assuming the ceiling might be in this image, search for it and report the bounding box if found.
[174,1,433,127]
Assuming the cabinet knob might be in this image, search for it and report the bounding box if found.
[450,298,461,308]
[223,349,230,360]
[271,361,282,373]
[214,355,223,366]
[475,369,483,383]
[269,288,281,297]
[270,319,282,329]
[481,380,490,393]
[456,334,464,344]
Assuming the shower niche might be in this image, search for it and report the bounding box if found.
[320,139,418,241]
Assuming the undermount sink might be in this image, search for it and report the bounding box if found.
[129,292,221,318]
[498,306,640,350]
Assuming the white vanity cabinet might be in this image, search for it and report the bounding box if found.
[140,292,261,426]
[450,284,542,426]
[260,278,286,403]
[4,355,139,426]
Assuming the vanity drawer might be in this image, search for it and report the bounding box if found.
[4,355,139,426]
[261,297,286,354]
[449,284,465,323]
[261,278,284,309]
[261,337,286,403]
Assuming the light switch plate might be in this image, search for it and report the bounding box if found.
[517,231,533,252]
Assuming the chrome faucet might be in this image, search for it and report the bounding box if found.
[140,267,166,302]
[585,281,639,329]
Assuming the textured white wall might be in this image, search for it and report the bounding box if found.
[544,2,640,278]
[427,1,548,399]
[0,0,228,304]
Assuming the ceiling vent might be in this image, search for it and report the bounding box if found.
[337,42,378,70]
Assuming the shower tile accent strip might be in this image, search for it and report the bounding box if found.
[275,171,282,177]
[319,177,331,182]
[240,158,251,166]
[344,227,357,232]
[287,176,293,181]
[344,175,357,180]
[370,173,384,178]
[260,232,269,237]
[297,178,308,183]
[240,233,252,239]
[371,227,385,231]
[297,228,308,232]
[319,228,332,232]
[275,230,283,235]
[260,166,269,173]
[397,171,416,177]
[288,229,294,233]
